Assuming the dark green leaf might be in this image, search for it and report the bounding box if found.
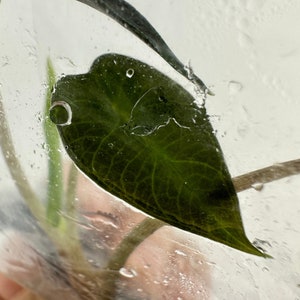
[76,0,212,94]
[51,53,266,257]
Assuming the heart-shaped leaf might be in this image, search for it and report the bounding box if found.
[50,53,266,256]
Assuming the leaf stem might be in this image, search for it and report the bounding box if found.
[64,163,79,218]
[102,217,166,298]
[106,217,166,271]
[44,58,64,226]
[232,158,300,192]
[0,91,45,219]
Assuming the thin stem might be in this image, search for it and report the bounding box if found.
[44,58,64,226]
[232,158,300,192]
[102,217,166,299]
[0,91,45,219]
[64,163,79,218]
[57,163,84,258]
[106,217,166,270]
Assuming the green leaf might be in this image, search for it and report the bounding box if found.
[50,53,266,257]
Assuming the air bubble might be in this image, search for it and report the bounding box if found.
[49,101,72,126]
[251,182,264,191]
[175,249,187,257]
[119,267,137,278]
[126,68,135,78]
[184,62,194,80]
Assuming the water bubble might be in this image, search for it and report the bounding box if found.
[126,68,134,78]
[82,211,119,228]
[253,238,271,254]
[184,61,194,80]
[251,182,264,191]
[124,87,171,136]
[119,267,137,278]
[108,142,114,149]
[228,80,243,96]
[49,101,72,126]
[175,249,187,257]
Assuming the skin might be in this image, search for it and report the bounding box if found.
[0,273,41,300]
[0,168,210,299]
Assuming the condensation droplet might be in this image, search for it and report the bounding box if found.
[108,142,114,149]
[126,68,134,78]
[251,182,264,191]
[228,80,243,95]
[82,211,119,228]
[184,61,194,80]
[119,267,137,278]
[262,266,269,272]
[49,101,72,126]
[175,249,187,257]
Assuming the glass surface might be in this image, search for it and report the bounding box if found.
[0,0,300,299]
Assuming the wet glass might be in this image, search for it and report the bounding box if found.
[0,0,300,299]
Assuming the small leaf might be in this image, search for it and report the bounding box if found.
[51,53,266,257]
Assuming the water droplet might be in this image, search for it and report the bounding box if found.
[108,142,114,149]
[124,87,172,136]
[126,68,134,78]
[228,80,243,95]
[184,61,194,80]
[251,182,264,191]
[49,101,72,126]
[253,238,271,254]
[82,211,119,228]
[175,249,187,257]
[119,267,137,278]
[162,278,169,286]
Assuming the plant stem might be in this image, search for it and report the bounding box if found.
[44,58,64,226]
[102,217,166,299]
[0,92,45,219]
[106,217,166,271]
[232,158,300,192]
[64,163,79,219]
